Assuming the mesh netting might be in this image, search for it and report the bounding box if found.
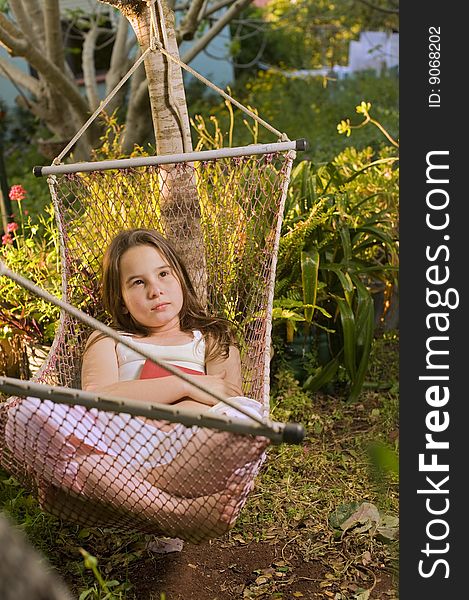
[0,150,294,542]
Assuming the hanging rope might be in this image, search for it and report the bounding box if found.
[149,0,286,140]
[152,37,286,140]
[55,48,151,164]
[52,1,287,166]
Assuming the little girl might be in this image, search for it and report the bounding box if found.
[5,228,268,542]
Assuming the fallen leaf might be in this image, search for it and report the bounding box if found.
[376,513,399,542]
[272,559,289,567]
[231,534,248,544]
[329,501,381,535]
[362,551,372,565]
[342,502,380,532]
[354,590,371,600]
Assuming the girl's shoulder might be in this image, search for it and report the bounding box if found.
[84,329,114,350]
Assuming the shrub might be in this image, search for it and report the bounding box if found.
[189,70,399,164]
[0,186,60,350]
[272,130,398,401]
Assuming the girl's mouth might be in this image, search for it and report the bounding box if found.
[152,303,169,311]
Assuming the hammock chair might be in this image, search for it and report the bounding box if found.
[0,4,307,544]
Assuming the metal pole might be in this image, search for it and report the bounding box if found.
[0,375,304,445]
[0,259,266,425]
[33,139,309,176]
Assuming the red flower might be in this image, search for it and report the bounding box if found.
[6,222,18,233]
[8,184,27,202]
[2,233,13,245]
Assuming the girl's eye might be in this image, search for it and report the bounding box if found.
[159,270,169,278]
[133,279,144,286]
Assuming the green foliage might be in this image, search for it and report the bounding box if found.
[368,440,399,479]
[236,337,399,589]
[1,104,51,220]
[232,0,398,75]
[0,196,60,344]
[189,70,398,163]
[190,96,260,150]
[273,117,398,400]
[249,1,356,69]
[337,101,399,148]
[78,549,132,600]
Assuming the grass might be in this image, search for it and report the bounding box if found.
[0,330,399,598]
[233,331,399,577]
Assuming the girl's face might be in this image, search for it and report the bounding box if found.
[119,244,184,332]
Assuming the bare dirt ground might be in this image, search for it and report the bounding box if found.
[128,537,398,599]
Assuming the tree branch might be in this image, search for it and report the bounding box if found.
[0,12,21,37]
[105,13,132,112]
[181,0,252,63]
[43,0,65,69]
[203,0,236,19]
[0,12,92,124]
[82,23,101,110]
[0,55,42,96]
[22,0,46,42]
[15,89,52,122]
[178,0,205,40]
[8,0,42,51]
[0,16,29,55]
[354,0,399,15]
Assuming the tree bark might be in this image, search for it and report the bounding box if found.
[105,14,134,116]
[103,0,207,297]
[43,0,65,69]
[82,23,101,111]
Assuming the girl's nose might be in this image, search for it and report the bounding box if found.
[148,281,161,297]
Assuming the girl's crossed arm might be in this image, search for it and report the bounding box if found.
[81,331,187,405]
[181,344,243,407]
[205,344,242,391]
[81,332,243,407]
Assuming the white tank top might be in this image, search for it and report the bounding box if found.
[116,330,205,381]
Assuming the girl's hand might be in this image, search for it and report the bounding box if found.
[183,371,243,406]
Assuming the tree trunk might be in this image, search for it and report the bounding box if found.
[105,0,207,298]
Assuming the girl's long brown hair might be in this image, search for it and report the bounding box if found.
[100,228,237,361]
